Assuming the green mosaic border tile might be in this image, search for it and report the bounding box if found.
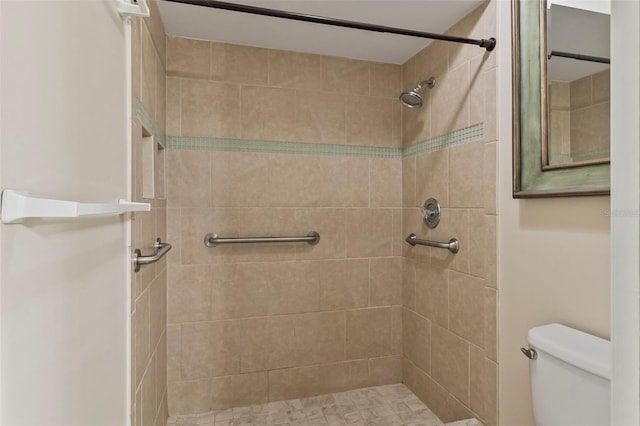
[167,123,484,159]
[135,98,166,146]
[167,137,402,158]
[402,123,484,158]
[136,98,484,158]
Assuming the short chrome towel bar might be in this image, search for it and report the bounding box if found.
[405,233,459,254]
[133,238,172,272]
[205,231,320,248]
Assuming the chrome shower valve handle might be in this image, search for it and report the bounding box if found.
[422,198,441,229]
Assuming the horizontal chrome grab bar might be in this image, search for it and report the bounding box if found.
[205,231,320,248]
[405,233,459,254]
[133,238,172,272]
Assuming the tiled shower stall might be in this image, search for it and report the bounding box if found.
[547,70,610,164]
[131,1,498,425]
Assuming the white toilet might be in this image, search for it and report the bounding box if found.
[523,323,611,426]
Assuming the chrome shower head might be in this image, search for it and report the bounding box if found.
[399,77,436,108]
[400,91,424,108]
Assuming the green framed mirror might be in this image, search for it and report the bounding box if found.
[512,0,610,197]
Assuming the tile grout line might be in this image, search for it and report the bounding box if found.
[178,79,182,137]
[208,41,213,81]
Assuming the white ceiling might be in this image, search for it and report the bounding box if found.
[157,0,485,64]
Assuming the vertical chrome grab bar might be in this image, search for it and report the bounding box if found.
[405,233,459,254]
[204,232,320,247]
[133,238,172,272]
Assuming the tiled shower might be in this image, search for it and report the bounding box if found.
[131,1,498,425]
[548,69,610,164]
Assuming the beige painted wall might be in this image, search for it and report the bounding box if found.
[0,1,129,424]
[498,197,610,425]
[497,2,611,425]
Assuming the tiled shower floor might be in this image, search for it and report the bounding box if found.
[167,384,482,426]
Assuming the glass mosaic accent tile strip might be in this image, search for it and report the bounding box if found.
[402,123,484,158]
[165,123,483,158]
[166,136,403,158]
[135,98,166,146]
[135,100,483,159]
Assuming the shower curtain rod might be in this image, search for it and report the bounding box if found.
[163,0,497,52]
[547,50,610,64]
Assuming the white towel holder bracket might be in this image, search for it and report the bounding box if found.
[0,190,151,224]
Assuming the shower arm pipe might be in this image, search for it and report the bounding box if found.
[164,0,497,52]
[205,231,320,247]
[405,233,459,254]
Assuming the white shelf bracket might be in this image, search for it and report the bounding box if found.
[118,0,150,18]
[0,190,151,224]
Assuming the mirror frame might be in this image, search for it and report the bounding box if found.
[512,0,610,198]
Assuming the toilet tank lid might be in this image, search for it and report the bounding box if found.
[528,323,611,380]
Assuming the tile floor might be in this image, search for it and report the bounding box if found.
[167,384,483,426]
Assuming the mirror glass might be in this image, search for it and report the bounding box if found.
[512,0,610,197]
[544,0,610,168]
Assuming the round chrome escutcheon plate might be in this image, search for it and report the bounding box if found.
[422,198,441,229]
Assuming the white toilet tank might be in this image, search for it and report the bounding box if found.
[526,323,611,426]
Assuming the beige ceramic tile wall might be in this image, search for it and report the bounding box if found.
[131,2,168,425]
[401,2,498,425]
[548,81,572,162]
[548,69,610,164]
[165,38,404,415]
[569,69,610,161]
[164,39,402,146]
